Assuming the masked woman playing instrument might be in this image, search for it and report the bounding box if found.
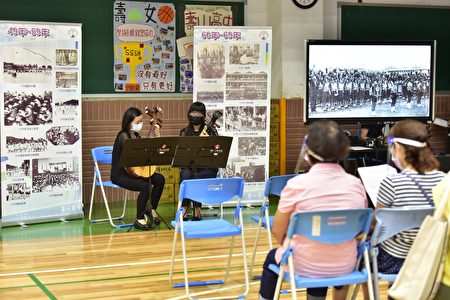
[179,102,218,221]
[111,107,165,230]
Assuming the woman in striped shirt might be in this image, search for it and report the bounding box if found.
[376,119,445,274]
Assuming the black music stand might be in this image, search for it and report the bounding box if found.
[172,136,232,169]
[172,136,233,218]
[119,136,179,230]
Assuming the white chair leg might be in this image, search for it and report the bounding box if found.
[179,220,191,299]
[223,236,236,284]
[371,252,380,300]
[288,256,297,300]
[264,205,273,249]
[239,210,250,297]
[88,173,97,221]
[249,214,263,278]
[348,284,359,300]
[364,248,375,300]
[89,174,131,227]
[118,190,128,219]
[274,263,285,300]
[99,182,118,228]
[169,220,180,285]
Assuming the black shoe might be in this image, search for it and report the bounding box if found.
[192,216,202,221]
[153,217,161,226]
[134,220,151,231]
[144,207,157,226]
[144,207,152,220]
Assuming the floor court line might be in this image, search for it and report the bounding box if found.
[0,251,268,278]
[28,274,57,300]
[1,264,264,292]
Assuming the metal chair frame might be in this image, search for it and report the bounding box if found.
[88,146,132,229]
[169,177,249,300]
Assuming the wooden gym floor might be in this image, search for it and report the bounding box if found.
[0,204,387,299]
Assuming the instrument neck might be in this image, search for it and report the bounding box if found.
[148,124,161,138]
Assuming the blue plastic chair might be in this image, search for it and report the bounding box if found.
[249,174,296,279]
[169,177,249,299]
[269,208,375,300]
[88,146,132,229]
[370,207,434,300]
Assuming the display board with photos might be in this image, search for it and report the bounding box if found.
[0,21,83,226]
[0,0,244,93]
[113,0,244,93]
[177,3,241,93]
[193,26,272,203]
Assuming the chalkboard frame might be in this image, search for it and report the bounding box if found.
[340,3,450,92]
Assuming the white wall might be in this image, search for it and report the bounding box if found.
[245,0,450,99]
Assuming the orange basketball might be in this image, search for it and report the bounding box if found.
[158,5,174,24]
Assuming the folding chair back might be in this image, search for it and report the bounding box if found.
[169,177,249,299]
[370,207,434,300]
[371,207,434,245]
[288,209,373,243]
[88,146,131,229]
[270,208,375,300]
[178,177,244,206]
[264,174,296,198]
[250,174,296,278]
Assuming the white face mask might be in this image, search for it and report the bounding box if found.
[391,153,404,171]
[131,122,143,132]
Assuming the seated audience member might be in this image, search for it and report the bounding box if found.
[374,119,444,275]
[259,120,368,300]
[362,119,445,299]
[433,173,450,300]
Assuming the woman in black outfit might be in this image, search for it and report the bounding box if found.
[179,102,218,221]
[111,107,165,230]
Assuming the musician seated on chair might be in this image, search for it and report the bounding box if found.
[179,101,218,221]
[259,119,368,300]
[111,107,165,231]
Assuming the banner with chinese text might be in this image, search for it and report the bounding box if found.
[179,5,233,93]
[193,26,272,203]
[114,1,176,92]
[0,20,83,226]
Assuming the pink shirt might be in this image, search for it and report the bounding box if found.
[275,163,367,277]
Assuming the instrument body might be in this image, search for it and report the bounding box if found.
[125,164,156,179]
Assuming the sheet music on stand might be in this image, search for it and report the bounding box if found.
[358,164,398,206]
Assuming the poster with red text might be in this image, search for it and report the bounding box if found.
[193,27,272,203]
[113,1,176,92]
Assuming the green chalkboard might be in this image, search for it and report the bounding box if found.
[341,4,450,91]
[0,0,244,94]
